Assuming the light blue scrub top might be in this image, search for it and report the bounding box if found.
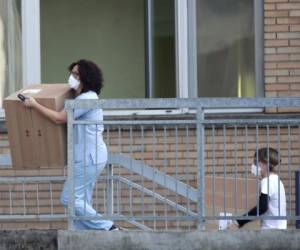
[73,91,107,165]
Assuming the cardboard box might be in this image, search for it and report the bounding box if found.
[4,84,74,169]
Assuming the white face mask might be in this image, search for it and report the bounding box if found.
[251,164,261,176]
[68,74,80,90]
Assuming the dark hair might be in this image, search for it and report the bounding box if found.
[68,59,104,95]
[254,147,280,172]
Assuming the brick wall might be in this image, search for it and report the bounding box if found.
[265,0,300,97]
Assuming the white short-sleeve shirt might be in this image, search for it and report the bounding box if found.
[260,174,287,229]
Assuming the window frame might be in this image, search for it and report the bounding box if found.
[183,0,264,99]
[20,0,264,99]
[21,0,41,86]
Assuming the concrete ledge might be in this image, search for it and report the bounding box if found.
[57,230,300,250]
[1,230,300,250]
[0,230,57,250]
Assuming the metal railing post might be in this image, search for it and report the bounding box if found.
[67,108,75,230]
[107,164,114,215]
[197,107,205,230]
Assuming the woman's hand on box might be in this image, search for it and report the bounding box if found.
[23,97,37,108]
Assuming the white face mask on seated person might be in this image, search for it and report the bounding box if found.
[68,74,80,90]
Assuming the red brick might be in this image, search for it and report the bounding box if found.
[265,62,277,69]
[277,47,300,53]
[264,10,289,18]
[290,40,300,46]
[265,48,277,54]
[290,83,300,90]
[290,10,300,17]
[290,25,300,31]
[265,83,290,90]
[290,69,300,75]
[277,17,300,24]
[265,3,276,10]
[265,54,289,61]
[277,32,300,39]
[265,69,289,76]
[276,3,300,9]
[277,62,300,68]
[265,77,277,83]
[265,91,278,97]
[265,39,289,47]
[278,76,300,82]
[265,18,276,25]
[265,24,289,32]
[291,54,300,60]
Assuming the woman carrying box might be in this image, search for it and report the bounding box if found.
[23,59,119,231]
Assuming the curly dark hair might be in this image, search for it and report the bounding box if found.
[68,59,104,95]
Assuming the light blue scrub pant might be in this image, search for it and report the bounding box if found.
[60,157,113,230]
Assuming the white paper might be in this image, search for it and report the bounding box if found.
[22,89,42,94]
[218,212,232,230]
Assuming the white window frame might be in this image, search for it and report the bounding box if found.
[21,0,41,86]
[0,0,40,118]
[181,0,264,99]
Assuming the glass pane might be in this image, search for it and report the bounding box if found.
[0,0,22,107]
[197,0,255,97]
[41,0,145,98]
[150,0,176,98]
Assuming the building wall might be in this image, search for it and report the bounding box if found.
[264,0,300,97]
[0,0,299,230]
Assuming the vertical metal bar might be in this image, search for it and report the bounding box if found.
[152,125,157,230]
[141,125,145,226]
[22,182,26,215]
[163,126,168,230]
[117,178,120,216]
[129,126,133,219]
[49,182,53,215]
[175,126,179,230]
[245,125,249,215]
[266,125,270,216]
[288,125,292,216]
[107,164,113,215]
[277,125,281,216]
[234,125,238,215]
[212,125,216,217]
[145,0,154,97]
[9,184,12,215]
[175,0,189,97]
[223,124,227,215]
[95,124,99,212]
[117,125,122,216]
[103,186,106,214]
[197,107,205,230]
[187,0,198,97]
[185,125,191,230]
[84,125,87,216]
[67,108,75,229]
[255,125,260,216]
[36,183,40,215]
[254,0,264,97]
